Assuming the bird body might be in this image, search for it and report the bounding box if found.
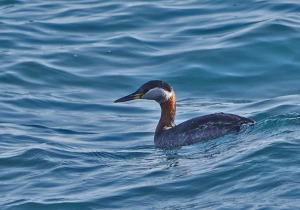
[154,112,253,148]
[115,80,254,149]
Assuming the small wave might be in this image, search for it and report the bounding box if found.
[1,61,82,89]
[23,124,97,135]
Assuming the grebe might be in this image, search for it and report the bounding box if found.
[115,80,254,149]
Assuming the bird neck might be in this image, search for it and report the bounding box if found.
[155,92,176,138]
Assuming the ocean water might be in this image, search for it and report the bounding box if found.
[1,0,300,209]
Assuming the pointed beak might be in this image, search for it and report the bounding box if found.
[114,92,143,103]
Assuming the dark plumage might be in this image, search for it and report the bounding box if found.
[155,113,254,148]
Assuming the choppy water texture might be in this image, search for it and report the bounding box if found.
[1,0,300,209]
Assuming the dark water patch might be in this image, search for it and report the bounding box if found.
[3,96,112,111]
[23,124,97,135]
[268,2,300,13]
[0,0,21,8]
[0,61,85,90]
[4,201,88,210]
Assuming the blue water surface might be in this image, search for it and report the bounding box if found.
[1,0,300,209]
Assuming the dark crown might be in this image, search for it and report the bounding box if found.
[137,80,173,94]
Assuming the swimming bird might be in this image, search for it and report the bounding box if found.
[115,80,254,149]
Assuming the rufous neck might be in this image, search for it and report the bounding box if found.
[155,92,176,138]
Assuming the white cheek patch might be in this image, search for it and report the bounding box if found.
[142,87,172,103]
